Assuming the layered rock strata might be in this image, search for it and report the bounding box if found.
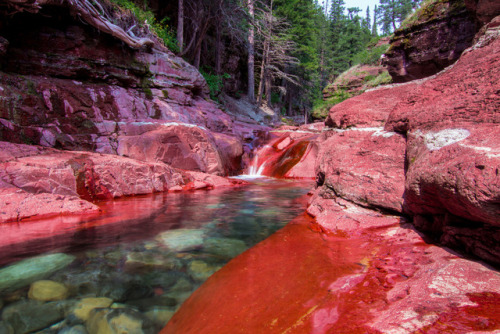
[383,0,477,82]
[0,2,262,176]
[0,141,246,223]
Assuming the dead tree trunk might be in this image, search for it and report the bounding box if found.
[247,0,255,102]
[177,0,184,52]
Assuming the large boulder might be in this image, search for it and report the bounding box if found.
[316,128,406,213]
[117,124,226,175]
[465,0,500,24]
[403,125,500,264]
[325,83,411,129]
[0,142,184,201]
[0,180,99,222]
[383,0,477,83]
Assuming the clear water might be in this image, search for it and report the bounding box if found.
[0,178,313,332]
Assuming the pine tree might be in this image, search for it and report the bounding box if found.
[365,6,371,31]
[372,4,378,36]
[377,0,415,34]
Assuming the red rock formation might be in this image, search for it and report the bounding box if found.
[324,84,410,129]
[0,3,254,177]
[383,0,477,83]
[465,0,500,24]
[0,141,247,223]
[321,19,500,265]
[316,128,406,213]
[247,130,319,179]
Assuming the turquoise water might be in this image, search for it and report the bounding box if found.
[0,178,313,333]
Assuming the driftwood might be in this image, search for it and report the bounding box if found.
[1,0,155,49]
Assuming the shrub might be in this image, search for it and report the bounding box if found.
[365,71,392,87]
[311,90,351,120]
[352,44,389,66]
[106,0,178,52]
[199,67,231,103]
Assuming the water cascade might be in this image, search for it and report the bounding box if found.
[244,132,318,178]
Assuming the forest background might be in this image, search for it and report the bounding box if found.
[108,0,422,121]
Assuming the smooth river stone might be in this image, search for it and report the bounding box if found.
[202,237,248,259]
[28,280,69,301]
[0,253,75,293]
[1,299,65,334]
[86,308,155,334]
[73,297,113,321]
[156,229,205,252]
[187,261,222,282]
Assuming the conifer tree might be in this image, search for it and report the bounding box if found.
[372,4,378,36]
[365,6,371,31]
[377,0,415,34]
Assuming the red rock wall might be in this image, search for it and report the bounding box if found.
[313,19,500,266]
[0,3,260,222]
[383,0,477,83]
[0,4,252,176]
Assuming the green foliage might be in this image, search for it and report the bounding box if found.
[352,44,389,66]
[311,90,351,120]
[399,0,463,30]
[199,67,231,103]
[271,92,281,105]
[107,0,178,52]
[377,0,422,35]
[364,71,392,87]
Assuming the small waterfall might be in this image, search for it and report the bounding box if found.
[245,145,271,177]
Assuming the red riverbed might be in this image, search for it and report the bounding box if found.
[162,214,500,334]
[163,215,377,333]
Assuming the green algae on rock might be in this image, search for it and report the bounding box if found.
[0,253,75,293]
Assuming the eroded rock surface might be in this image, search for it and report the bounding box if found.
[0,3,254,178]
[321,19,500,265]
[162,214,500,334]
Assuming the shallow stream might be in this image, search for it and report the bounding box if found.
[0,178,313,333]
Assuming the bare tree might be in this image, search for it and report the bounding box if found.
[1,0,155,49]
[247,0,255,101]
[254,0,299,106]
[177,0,184,52]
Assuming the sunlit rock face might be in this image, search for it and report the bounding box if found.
[0,141,248,223]
[316,128,406,213]
[319,19,500,266]
[0,4,250,176]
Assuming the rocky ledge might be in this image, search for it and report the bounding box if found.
[0,141,247,223]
